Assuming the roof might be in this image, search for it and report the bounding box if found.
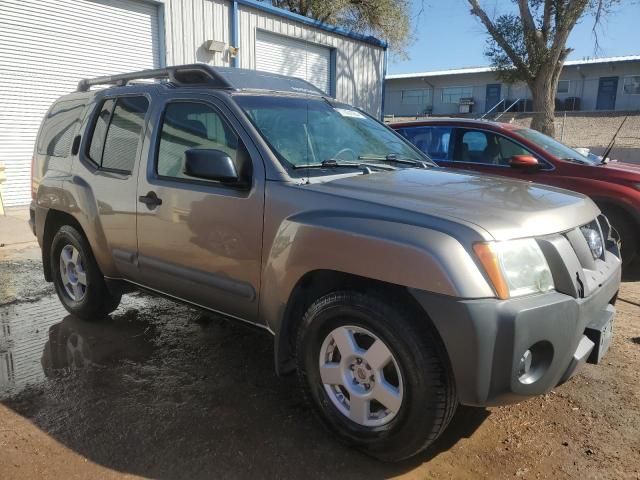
[236,0,387,49]
[386,54,640,80]
[389,117,517,129]
[77,64,327,97]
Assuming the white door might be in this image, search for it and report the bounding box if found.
[255,31,332,95]
[0,0,161,207]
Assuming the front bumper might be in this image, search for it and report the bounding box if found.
[410,260,620,407]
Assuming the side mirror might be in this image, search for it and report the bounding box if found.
[509,154,539,170]
[183,148,239,183]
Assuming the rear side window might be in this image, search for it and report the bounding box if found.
[88,96,149,173]
[157,101,239,180]
[89,99,115,163]
[396,126,452,161]
[37,98,87,157]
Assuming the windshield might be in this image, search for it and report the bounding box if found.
[513,127,599,165]
[235,95,428,169]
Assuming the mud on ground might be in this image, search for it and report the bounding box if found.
[0,244,639,479]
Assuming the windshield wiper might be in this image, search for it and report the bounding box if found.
[292,159,396,171]
[358,154,431,168]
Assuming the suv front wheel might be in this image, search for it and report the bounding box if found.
[296,291,457,462]
[51,225,121,320]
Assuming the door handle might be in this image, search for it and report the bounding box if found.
[138,191,162,208]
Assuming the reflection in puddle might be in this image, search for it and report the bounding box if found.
[1,295,155,399]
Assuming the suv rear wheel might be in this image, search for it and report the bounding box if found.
[296,291,457,461]
[51,225,121,320]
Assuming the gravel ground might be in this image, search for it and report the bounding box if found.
[0,242,638,480]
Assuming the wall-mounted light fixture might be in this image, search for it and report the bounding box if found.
[204,40,226,53]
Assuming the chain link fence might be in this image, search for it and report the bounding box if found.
[385,111,640,163]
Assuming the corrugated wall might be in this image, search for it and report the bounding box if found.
[164,0,231,67]
[0,0,161,207]
[164,0,385,116]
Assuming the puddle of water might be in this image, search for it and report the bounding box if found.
[1,294,156,399]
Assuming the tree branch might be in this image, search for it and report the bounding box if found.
[518,0,544,50]
[467,0,533,80]
[541,0,552,44]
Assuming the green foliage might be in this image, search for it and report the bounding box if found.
[484,13,529,83]
[263,0,412,54]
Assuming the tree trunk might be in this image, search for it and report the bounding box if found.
[530,76,556,137]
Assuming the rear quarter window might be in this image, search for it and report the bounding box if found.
[37,98,87,157]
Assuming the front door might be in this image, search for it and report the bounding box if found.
[596,77,618,110]
[136,95,265,324]
[485,84,502,113]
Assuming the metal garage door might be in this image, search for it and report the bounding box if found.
[255,31,331,95]
[0,0,161,207]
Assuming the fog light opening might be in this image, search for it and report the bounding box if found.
[517,341,553,385]
[518,350,532,377]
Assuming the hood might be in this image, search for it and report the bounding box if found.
[601,160,640,178]
[308,168,600,241]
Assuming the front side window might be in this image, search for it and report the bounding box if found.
[37,99,87,157]
[442,86,473,104]
[401,89,432,106]
[396,126,452,161]
[623,76,640,95]
[235,95,426,170]
[453,129,530,166]
[157,102,239,180]
[88,96,149,172]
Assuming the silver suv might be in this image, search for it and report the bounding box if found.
[30,64,621,461]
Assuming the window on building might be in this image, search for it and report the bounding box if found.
[623,76,640,95]
[452,128,531,166]
[157,102,239,180]
[442,86,474,104]
[557,80,570,94]
[101,96,150,172]
[396,126,452,161]
[37,99,87,157]
[401,89,432,105]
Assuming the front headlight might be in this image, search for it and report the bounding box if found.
[474,239,555,299]
[580,222,604,259]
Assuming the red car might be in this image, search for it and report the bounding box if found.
[391,118,640,266]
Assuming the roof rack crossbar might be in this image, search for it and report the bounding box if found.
[76,64,235,92]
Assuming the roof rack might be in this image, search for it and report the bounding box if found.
[76,64,235,92]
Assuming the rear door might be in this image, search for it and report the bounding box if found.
[135,94,265,324]
[75,91,151,280]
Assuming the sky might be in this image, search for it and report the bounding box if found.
[388,0,640,75]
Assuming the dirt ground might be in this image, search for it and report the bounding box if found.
[0,236,639,479]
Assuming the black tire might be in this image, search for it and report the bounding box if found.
[296,291,457,462]
[50,225,121,320]
[602,208,638,267]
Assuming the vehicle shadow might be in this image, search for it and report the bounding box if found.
[1,296,489,479]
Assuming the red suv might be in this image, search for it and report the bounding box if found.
[392,118,640,266]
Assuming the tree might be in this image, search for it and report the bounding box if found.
[265,0,412,55]
[467,0,619,135]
